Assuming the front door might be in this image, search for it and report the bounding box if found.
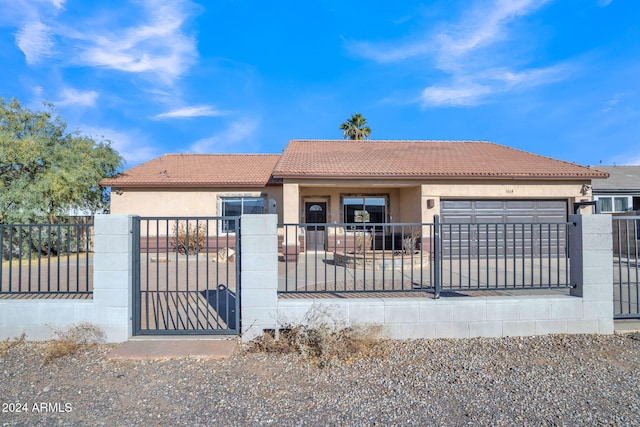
[305,202,327,250]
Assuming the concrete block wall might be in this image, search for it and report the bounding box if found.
[0,215,134,342]
[241,214,615,341]
[240,215,279,340]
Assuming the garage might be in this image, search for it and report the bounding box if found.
[439,199,569,256]
[440,199,568,224]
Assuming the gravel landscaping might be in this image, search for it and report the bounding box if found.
[1,333,639,426]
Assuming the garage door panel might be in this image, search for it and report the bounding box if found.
[441,199,568,257]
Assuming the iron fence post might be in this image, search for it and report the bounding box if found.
[434,215,441,299]
[131,216,141,336]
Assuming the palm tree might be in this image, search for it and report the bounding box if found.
[339,113,371,140]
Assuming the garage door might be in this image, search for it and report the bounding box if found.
[440,200,568,256]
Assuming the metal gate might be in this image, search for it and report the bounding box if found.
[132,216,240,335]
[613,216,640,319]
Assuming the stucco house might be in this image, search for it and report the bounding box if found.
[101,140,608,249]
[590,165,640,214]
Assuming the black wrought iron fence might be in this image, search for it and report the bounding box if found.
[0,223,93,296]
[278,217,571,297]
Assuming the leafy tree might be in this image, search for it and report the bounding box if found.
[0,98,123,224]
[339,113,371,140]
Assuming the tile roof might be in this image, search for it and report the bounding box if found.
[590,165,640,191]
[101,154,281,187]
[273,140,609,180]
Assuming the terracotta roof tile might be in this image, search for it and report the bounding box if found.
[101,154,281,187]
[273,140,608,179]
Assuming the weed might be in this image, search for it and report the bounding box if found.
[249,305,386,368]
[42,323,104,364]
[0,333,26,356]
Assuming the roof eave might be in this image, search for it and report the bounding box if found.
[273,173,606,180]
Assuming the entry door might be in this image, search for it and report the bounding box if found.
[305,202,327,250]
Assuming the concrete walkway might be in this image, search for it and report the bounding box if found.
[107,336,238,361]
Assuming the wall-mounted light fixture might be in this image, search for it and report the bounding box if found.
[426,199,435,209]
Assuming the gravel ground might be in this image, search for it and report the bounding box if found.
[1,333,639,426]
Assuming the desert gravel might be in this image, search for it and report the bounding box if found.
[1,333,639,426]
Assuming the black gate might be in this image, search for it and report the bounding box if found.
[613,216,640,319]
[132,217,240,335]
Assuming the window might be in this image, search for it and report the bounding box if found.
[221,197,265,232]
[596,196,630,213]
[343,196,386,226]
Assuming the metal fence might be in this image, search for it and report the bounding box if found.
[441,222,570,291]
[279,217,571,297]
[133,217,240,335]
[612,216,640,318]
[280,222,435,294]
[0,223,93,296]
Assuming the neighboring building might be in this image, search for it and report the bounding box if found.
[590,165,640,214]
[101,140,608,247]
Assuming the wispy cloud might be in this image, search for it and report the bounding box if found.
[154,105,228,120]
[82,126,158,165]
[15,21,55,64]
[56,87,99,107]
[6,0,198,85]
[598,0,613,6]
[68,1,198,84]
[347,0,565,107]
[189,118,260,154]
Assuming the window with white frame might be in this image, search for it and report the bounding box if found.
[596,196,630,213]
[221,197,265,232]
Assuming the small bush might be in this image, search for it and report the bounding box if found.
[0,333,26,356]
[42,323,105,363]
[250,323,386,368]
[171,222,207,255]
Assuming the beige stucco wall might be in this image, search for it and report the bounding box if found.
[108,178,591,234]
[110,186,283,221]
[281,178,592,226]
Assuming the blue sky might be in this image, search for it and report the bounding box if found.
[0,0,638,168]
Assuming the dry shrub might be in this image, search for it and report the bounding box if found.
[172,222,207,255]
[249,306,386,368]
[42,323,105,364]
[0,333,26,356]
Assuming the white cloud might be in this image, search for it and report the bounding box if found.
[189,118,260,154]
[82,126,157,165]
[70,0,198,84]
[15,21,55,64]
[421,83,492,106]
[437,0,549,59]
[56,87,99,107]
[6,0,198,85]
[154,105,227,119]
[49,0,65,9]
[347,0,565,108]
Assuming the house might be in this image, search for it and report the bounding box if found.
[101,140,608,249]
[590,165,640,213]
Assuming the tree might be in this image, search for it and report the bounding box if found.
[339,113,371,140]
[0,98,123,224]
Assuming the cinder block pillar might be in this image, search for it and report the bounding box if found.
[92,214,135,342]
[240,214,279,341]
[569,214,614,333]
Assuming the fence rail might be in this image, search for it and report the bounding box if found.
[612,216,640,318]
[0,223,93,296]
[279,218,571,297]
